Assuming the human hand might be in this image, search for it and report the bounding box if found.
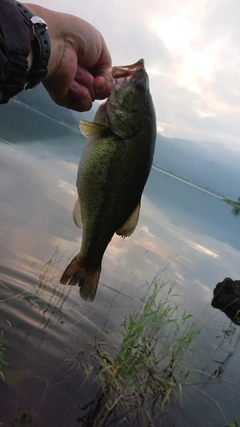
[24,4,113,111]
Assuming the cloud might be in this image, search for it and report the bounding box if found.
[30,0,240,149]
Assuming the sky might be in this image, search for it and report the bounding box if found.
[29,0,240,151]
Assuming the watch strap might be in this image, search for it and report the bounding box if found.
[13,0,51,89]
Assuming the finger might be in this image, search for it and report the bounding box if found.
[69,81,93,111]
[94,75,112,99]
[75,66,95,100]
[48,82,93,111]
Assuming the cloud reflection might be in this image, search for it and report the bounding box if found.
[58,179,76,196]
[191,243,219,259]
[1,142,240,324]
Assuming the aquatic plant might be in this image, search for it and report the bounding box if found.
[24,245,74,316]
[224,422,239,427]
[80,279,201,426]
[224,197,240,216]
[0,330,7,381]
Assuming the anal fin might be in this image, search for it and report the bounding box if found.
[116,202,141,237]
[73,198,82,229]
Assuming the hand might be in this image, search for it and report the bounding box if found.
[24,4,113,111]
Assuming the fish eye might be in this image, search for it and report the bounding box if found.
[134,80,146,92]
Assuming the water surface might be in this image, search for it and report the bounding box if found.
[0,137,240,426]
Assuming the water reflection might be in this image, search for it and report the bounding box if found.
[210,324,240,380]
[1,140,240,426]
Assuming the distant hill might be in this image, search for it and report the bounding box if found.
[153,134,240,200]
[14,83,78,125]
[0,84,95,141]
[1,84,239,200]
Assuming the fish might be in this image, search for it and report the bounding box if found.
[60,59,156,302]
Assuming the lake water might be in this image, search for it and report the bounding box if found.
[0,136,240,427]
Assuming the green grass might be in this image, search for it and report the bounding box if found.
[81,279,201,426]
[0,330,7,381]
[1,248,239,426]
[224,422,239,427]
[224,197,240,216]
[24,245,74,316]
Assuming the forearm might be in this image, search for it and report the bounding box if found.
[0,1,112,110]
[23,3,65,79]
[0,0,30,103]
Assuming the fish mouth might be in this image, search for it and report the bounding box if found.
[112,59,145,79]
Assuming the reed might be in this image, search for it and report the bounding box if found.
[81,279,201,426]
[0,331,7,381]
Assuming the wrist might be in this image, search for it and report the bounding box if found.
[15,2,51,89]
[23,4,65,81]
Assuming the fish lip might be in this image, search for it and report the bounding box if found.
[112,59,145,79]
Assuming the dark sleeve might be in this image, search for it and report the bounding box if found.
[0,0,30,103]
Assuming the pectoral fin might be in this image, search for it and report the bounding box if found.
[116,202,141,237]
[79,121,112,138]
[73,198,82,229]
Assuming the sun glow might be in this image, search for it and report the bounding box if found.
[146,9,222,93]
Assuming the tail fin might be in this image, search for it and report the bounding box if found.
[60,254,101,302]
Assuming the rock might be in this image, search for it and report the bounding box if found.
[211,277,240,325]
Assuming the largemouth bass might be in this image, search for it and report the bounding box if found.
[60,59,156,301]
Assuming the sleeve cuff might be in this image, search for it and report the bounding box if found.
[0,0,30,103]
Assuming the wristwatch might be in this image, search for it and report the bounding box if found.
[13,0,51,89]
